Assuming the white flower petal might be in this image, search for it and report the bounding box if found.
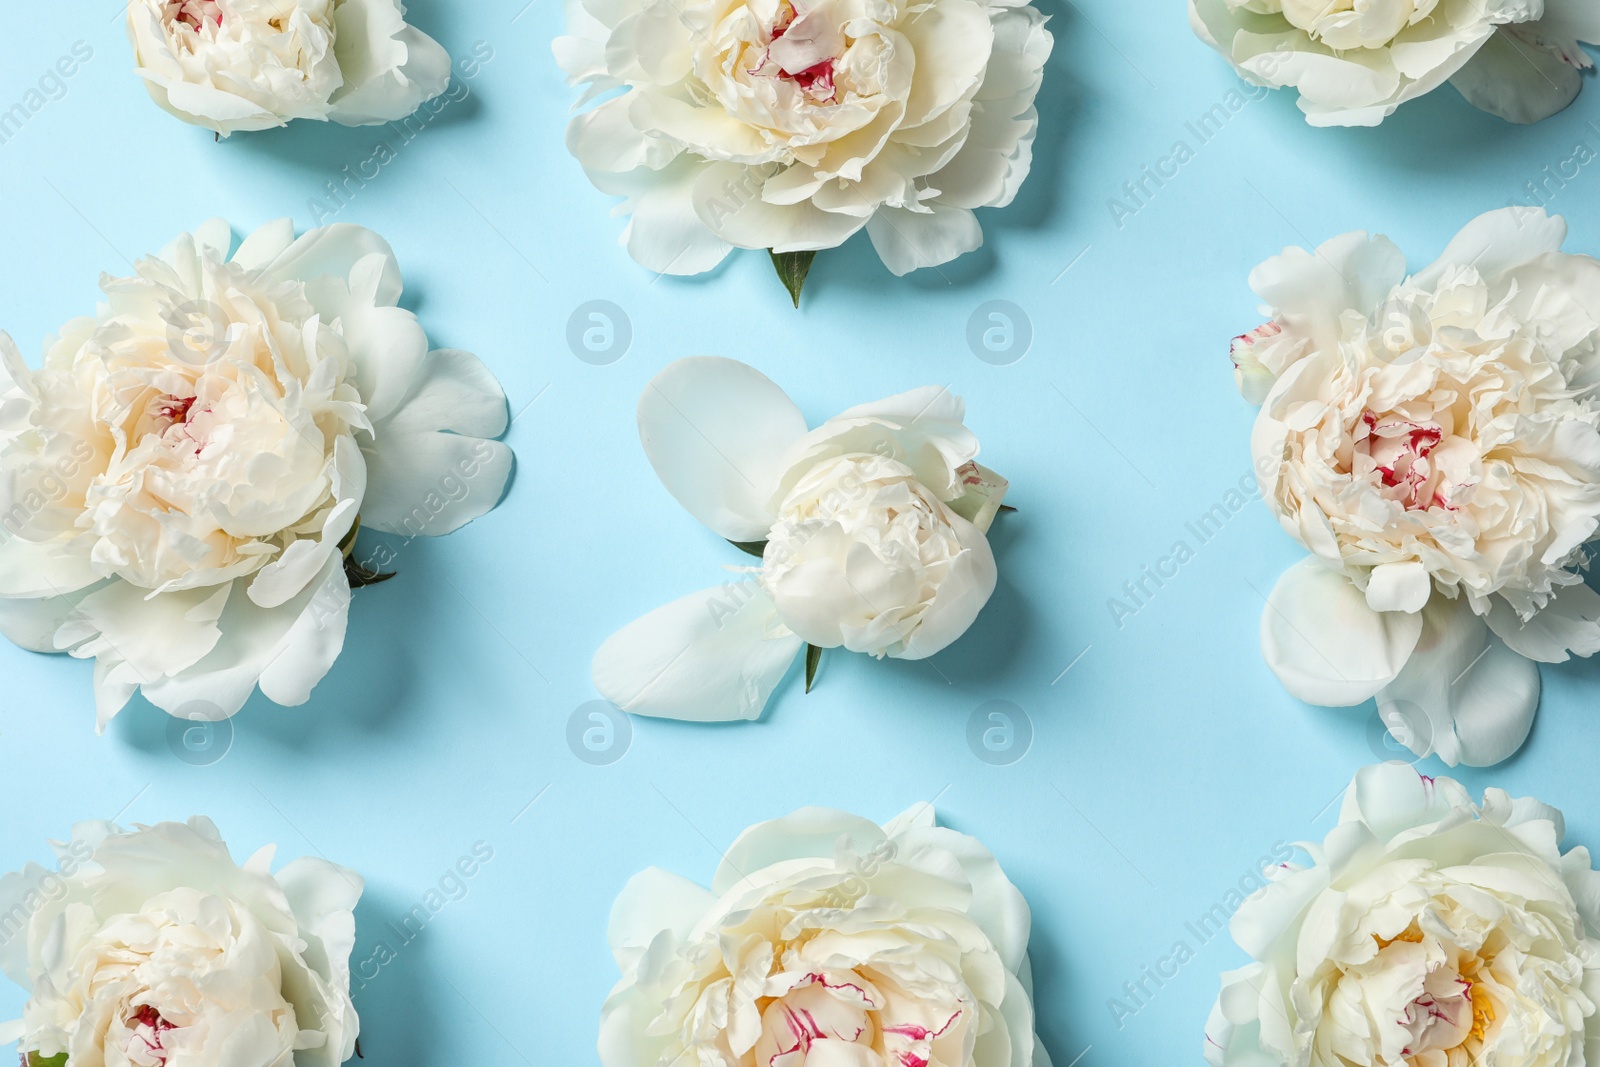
[607,867,719,956]
[867,204,984,277]
[1376,594,1540,766]
[1485,582,1600,663]
[891,515,996,660]
[140,556,350,717]
[360,349,512,538]
[1450,26,1583,124]
[713,808,889,895]
[1262,557,1423,706]
[1411,206,1567,289]
[265,224,404,308]
[1365,560,1431,614]
[592,582,804,722]
[328,10,451,125]
[637,357,808,542]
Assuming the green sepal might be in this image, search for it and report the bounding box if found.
[805,644,823,693]
[344,557,396,589]
[769,250,816,308]
[29,1054,69,1067]
[728,539,768,559]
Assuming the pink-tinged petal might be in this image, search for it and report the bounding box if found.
[638,357,808,542]
[1261,557,1423,706]
[1377,594,1539,767]
[1337,760,1472,841]
[1485,582,1600,663]
[592,582,804,723]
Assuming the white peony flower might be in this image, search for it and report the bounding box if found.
[592,356,1005,721]
[1233,207,1600,767]
[127,0,452,136]
[0,218,513,728]
[603,805,1048,1067]
[1205,762,1600,1067]
[1190,0,1600,126]
[552,0,1053,291]
[0,818,362,1067]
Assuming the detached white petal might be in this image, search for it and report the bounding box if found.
[1376,593,1540,766]
[1261,557,1423,706]
[593,583,804,721]
[637,357,808,543]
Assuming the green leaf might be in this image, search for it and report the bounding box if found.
[805,644,823,693]
[769,250,816,308]
[29,1054,68,1067]
[999,504,1017,513]
[727,539,768,558]
[344,557,396,589]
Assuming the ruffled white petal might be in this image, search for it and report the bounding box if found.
[1485,582,1600,663]
[359,349,511,537]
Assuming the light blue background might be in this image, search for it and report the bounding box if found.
[2,2,1599,1063]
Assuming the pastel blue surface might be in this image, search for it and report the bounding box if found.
[3,3,1600,1064]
